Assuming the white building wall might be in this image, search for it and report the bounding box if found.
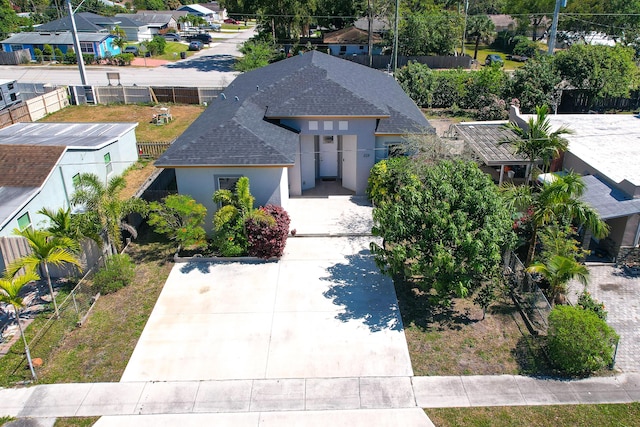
[175,166,289,233]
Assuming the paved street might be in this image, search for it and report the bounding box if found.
[0,29,254,87]
[568,264,640,373]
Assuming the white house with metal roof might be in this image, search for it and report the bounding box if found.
[0,122,138,249]
[155,51,433,232]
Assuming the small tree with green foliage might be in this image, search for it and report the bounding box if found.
[42,44,53,61]
[370,158,514,304]
[507,55,561,113]
[547,305,618,376]
[93,253,135,295]
[148,194,207,250]
[235,40,277,72]
[395,61,434,108]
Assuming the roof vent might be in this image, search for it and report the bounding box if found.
[256,85,259,91]
[220,93,226,99]
[234,96,239,101]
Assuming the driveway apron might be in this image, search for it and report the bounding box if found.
[121,197,413,382]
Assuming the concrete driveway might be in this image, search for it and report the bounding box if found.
[121,235,412,382]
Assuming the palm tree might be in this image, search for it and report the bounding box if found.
[0,270,41,380]
[467,15,495,60]
[38,206,102,252]
[503,172,609,265]
[7,228,81,318]
[70,173,146,254]
[527,255,589,305]
[502,105,573,184]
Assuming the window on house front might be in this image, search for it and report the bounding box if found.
[10,93,17,102]
[104,152,112,175]
[80,42,95,54]
[339,46,346,54]
[10,44,23,52]
[72,173,80,186]
[216,176,240,192]
[7,83,14,90]
[17,212,32,231]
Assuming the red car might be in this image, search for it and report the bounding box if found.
[224,18,239,24]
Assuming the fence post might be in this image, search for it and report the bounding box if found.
[71,291,79,316]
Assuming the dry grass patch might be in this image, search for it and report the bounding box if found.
[33,232,174,384]
[54,417,99,427]
[395,280,544,376]
[40,104,205,142]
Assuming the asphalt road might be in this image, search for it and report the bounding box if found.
[0,29,255,87]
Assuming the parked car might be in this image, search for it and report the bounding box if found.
[188,40,203,51]
[485,54,504,66]
[201,23,221,31]
[162,33,181,41]
[123,46,139,56]
[186,33,212,44]
[506,54,528,62]
[224,18,239,24]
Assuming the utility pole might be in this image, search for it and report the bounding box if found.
[461,0,469,56]
[547,0,563,55]
[392,0,399,73]
[367,0,373,68]
[66,0,87,85]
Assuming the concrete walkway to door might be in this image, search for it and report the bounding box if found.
[287,196,373,236]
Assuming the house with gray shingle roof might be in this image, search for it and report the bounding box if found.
[34,12,151,41]
[155,51,433,229]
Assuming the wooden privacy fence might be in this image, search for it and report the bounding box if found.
[0,50,31,65]
[137,141,173,158]
[0,87,68,129]
[91,86,224,105]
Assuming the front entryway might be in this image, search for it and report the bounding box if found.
[319,135,338,177]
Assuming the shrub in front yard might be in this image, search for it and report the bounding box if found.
[93,254,136,295]
[547,305,618,376]
[577,290,607,320]
[246,204,290,259]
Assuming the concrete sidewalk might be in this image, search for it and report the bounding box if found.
[1,374,639,421]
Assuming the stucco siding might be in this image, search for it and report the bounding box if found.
[175,166,288,233]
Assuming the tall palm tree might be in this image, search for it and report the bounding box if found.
[38,207,102,252]
[527,255,589,305]
[467,15,495,60]
[502,105,573,184]
[7,228,81,318]
[503,172,609,265]
[70,173,146,254]
[0,270,41,380]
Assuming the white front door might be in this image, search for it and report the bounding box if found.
[342,135,357,191]
[319,135,338,177]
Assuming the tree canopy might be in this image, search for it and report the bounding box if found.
[369,158,514,303]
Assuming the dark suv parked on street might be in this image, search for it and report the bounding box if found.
[186,33,212,44]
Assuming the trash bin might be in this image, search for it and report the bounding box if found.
[180,51,186,59]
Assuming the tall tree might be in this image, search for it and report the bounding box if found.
[7,229,81,318]
[71,173,146,254]
[369,158,514,304]
[0,270,41,379]
[466,14,495,60]
[0,0,22,38]
[398,10,463,56]
[502,172,609,265]
[554,44,638,109]
[501,104,572,184]
[508,55,561,113]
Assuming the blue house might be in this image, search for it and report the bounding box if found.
[1,32,120,60]
[323,26,383,57]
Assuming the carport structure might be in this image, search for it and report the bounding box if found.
[452,122,529,184]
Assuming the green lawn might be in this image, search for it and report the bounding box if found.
[427,403,640,426]
[465,44,524,70]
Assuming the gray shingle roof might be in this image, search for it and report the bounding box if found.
[2,31,112,44]
[36,12,144,32]
[156,51,431,167]
[581,175,640,220]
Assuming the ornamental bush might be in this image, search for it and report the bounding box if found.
[246,204,290,259]
[93,254,136,295]
[547,305,618,376]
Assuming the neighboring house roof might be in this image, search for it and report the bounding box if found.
[0,122,138,149]
[156,51,432,168]
[353,17,389,33]
[581,175,640,220]
[0,145,65,230]
[323,26,382,45]
[36,12,144,33]
[199,2,223,13]
[116,13,173,27]
[136,10,189,20]
[178,4,214,15]
[527,113,640,187]
[453,122,527,166]
[1,31,114,45]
